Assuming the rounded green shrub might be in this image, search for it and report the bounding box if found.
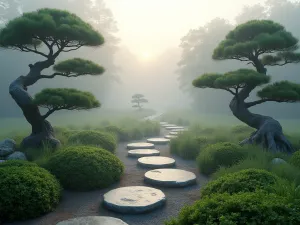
[290,151,300,168]
[68,130,117,153]
[0,160,61,222]
[197,142,246,175]
[201,169,280,197]
[45,146,124,191]
[165,192,300,225]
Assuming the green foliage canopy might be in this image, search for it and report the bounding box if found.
[34,88,100,118]
[53,58,105,77]
[213,20,300,65]
[193,69,270,94]
[0,8,104,57]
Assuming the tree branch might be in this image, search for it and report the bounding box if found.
[42,107,58,119]
[40,72,84,79]
[13,45,48,58]
[221,88,236,95]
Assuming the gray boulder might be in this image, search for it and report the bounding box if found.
[0,139,16,157]
[271,158,287,165]
[6,151,27,160]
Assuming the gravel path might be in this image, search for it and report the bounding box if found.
[7,129,208,225]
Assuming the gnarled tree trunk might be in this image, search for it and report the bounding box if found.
[229,59,294,153]
[9,60,60,149]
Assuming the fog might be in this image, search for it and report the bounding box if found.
[1,0,300,117]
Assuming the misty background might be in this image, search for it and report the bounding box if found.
[1,0,300,118]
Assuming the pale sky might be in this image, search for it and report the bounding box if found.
[105,0,267,59]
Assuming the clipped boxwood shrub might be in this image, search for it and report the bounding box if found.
[0,160,61,222]
[68,130,117,153]
[290,151,300,168]
[165,192,300,225]
[201,169,280,197]
[45,146,124,191]
[197,142,246,175]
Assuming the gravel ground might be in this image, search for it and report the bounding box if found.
[6,129,208,225]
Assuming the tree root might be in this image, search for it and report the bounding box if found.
[239,119,295,154]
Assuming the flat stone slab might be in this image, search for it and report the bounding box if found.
[128,149,160,158]
[169,131,179,135]
[147,138,170,145]
[171,128,187,132]
[144,169,197,187]
[162,124,176,128]
[138,156,175,168]
[127,142,155,150]
[165,135,177,139]
[160,122,168,125]
[56,216,128,225]
[103,186,166,214]
[165,126,185,130]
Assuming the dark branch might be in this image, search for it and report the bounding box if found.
[40,72,82,79]
[245,99,286,108]
[42,107,58,119]
[13,45,48,58]
[221,88,236,95]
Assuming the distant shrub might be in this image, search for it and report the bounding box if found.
[201,169,280,197]
[0,160,61,222]
[197,142,246,175]
[170,134,208,159]
[45,146,124,191]
[103,125,130,142]
[231,125,255,134]
[165,192,300,225]
[68,130,117,153]
[290,151,300,168]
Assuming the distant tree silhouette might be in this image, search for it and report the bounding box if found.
[132,94,148,111]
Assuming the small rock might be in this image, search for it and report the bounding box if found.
[0,139,16,157]
[271,158,287,165]
[6,151,27,160]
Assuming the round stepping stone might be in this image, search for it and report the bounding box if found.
[165,126,185,130]
[172,128,187,132]
[56,216,128,225]
[103,186,166,214]
[165,135,177,139]
[128,149,160,158]
[147,138,170,145]
[127,142,155,150]
[169,131,178,135]
[138,156,175,168]
[162,124,176,128]
[144,169,197,187]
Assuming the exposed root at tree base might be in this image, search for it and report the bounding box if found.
[240,119,295,154]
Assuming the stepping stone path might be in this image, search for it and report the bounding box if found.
[138,156,176,168]
[144,169,197,187]
[103,186,166,214]
[128,149,160,158]
[147,138,170,145]
[127,142,155,150]
[162,124,176,128]
[56,216,128,225]
[165,135,177,139]
[165,126,185,130]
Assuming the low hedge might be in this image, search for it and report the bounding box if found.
[45,146,124,191]
[201,169,280,197]
[165,192,300,225]
[0,160,61,222]
[68,130,117,153]
[197,142,246,175]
